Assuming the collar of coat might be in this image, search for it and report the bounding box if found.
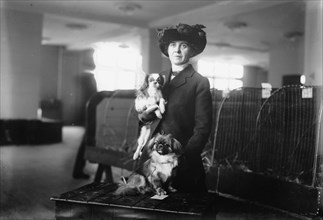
[164,64,195,88]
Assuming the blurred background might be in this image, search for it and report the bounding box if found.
[0,1,322,219]
[1,0,321,124]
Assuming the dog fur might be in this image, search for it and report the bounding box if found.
[115,133,182,196]
[133,73,166,160]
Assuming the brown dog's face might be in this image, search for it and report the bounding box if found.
[147,133,182,156]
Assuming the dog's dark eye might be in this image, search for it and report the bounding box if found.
[148,77,155,83]
[155,143,170,149]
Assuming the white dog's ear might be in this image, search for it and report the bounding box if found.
[146,136,156,153]
[171,138,182,155]
[160,74,166,86]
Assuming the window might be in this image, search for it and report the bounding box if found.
[92,42,144,91]
[197,60,244,90]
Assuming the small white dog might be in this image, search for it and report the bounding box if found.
[133,73,166,160]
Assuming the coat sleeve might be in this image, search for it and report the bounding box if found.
[184,77,213,158]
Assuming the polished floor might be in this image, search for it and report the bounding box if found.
[0,126,312,219]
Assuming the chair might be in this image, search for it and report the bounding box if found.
[84,90,139,182]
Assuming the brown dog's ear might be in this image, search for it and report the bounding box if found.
[171,138,183,155]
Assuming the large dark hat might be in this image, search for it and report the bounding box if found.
[157,23,207,57]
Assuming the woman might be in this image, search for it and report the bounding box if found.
[139,23,212,193]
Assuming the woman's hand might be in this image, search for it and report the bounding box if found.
[139,105,159,123]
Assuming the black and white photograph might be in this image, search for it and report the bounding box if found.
[0,0,322,219]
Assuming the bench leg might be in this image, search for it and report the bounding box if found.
[104,165,113,183]
[94,164,104,182]
[94,164,113,183]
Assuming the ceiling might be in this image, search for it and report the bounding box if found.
[2,0,306,70]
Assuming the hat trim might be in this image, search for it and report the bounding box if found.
[157,23,206,57]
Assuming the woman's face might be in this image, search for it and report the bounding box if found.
[167,41,193,65]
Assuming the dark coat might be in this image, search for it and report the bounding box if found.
[139,64,213,192]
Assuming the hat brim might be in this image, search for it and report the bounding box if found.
[158,24,207,57]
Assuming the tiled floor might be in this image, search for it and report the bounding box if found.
[0,126,311,219]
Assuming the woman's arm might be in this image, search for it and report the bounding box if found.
[185,77,213,157]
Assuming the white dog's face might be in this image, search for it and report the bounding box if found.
[148,73,164,89]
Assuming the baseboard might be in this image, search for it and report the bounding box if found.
[0,119,62,145]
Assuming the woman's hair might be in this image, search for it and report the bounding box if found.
[163,41,196,57]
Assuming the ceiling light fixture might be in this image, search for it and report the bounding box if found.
[284,31,303,42]
[114,2,142,16]
[224,21,248,31]
[209,42,267,53]
[118,43,129,48]
[66,23,88,30]
[42,36,51,41]
[214,42,231,47]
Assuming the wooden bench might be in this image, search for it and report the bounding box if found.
[51,182,217,219]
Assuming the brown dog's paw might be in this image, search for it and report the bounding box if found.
[168,185,177,193]
[156,187,167,196]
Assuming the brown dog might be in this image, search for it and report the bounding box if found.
[115,133,182,196]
